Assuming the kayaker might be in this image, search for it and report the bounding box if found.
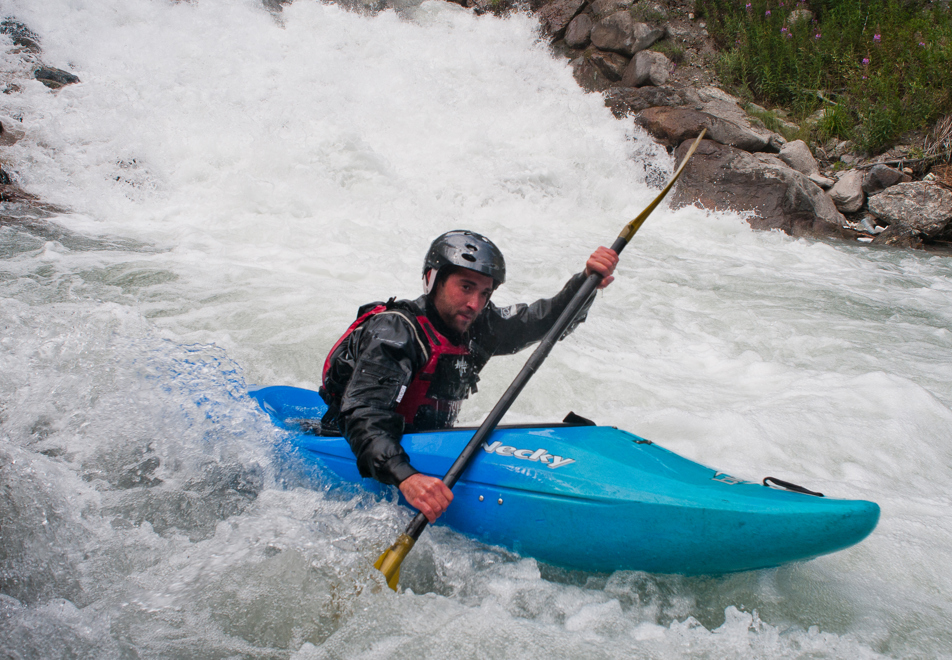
[319,230,618,522]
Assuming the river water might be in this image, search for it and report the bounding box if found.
[1,0,951,658]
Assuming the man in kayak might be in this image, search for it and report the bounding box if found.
[320,230,618,523]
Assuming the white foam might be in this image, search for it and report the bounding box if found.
[2,0,952,657]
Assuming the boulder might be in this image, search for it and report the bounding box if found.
[0,118,25,147]
[34,67,80,90]
[668,139,848,238]
[538,0,587,38]
[863,164,912,196]
[604,85,701,117]
[570,55,614,92]
[693,86,784,152]
[808,173,835,190]
[590,12,664,57]
[778,140,819,176]
[589,0,631,19]
[589,50,629,82]
[871,224,925,249]
[620,50,671,87]
[829,170,865,213]
[778,141,834,188]
[565,14,593,48]
[867,182,952,237]
[635,106,772,152]
[787,9,813,24]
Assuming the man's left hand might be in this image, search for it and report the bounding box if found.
[585,246,619,289]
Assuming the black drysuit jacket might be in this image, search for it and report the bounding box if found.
[321,272,595,486]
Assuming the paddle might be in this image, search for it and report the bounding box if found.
[374,129,707,591]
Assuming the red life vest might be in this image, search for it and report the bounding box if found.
[321,303,478,431]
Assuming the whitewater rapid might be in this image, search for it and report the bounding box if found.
[2,0,951,657]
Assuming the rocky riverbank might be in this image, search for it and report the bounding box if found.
[528,0,952,251]
[3,3,952,253]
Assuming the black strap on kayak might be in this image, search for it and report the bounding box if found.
[763,476,824,497]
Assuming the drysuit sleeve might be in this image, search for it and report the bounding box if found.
[481,272,596,356]
[337,313,426,487]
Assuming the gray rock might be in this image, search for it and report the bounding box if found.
[570,55,613,92]
[863,164,912,195]
[0,19,41,53]
[829,170,865,213]
[589,50,629,82]
[669,139,848,238]
[788,9,813,24]
[0,117,25,147]
[262,0,291,11]
[809,173,835,189]
[692,86,783,152]
[621,50,671,87]
[590,0,631,19]
[539,0,587,38]
[635,106,772,152]
[604,85,701,116]
[565,13,593,48]
[871,224,925,248]
[591,12,664,56]
[778,140,819,176]
[867,181,952,236]
[34,67,80,90]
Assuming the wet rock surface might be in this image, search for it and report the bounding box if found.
[868,182,952,238]
[669,139,849,239]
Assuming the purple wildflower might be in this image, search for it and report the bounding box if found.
[873,33,881,42]
[766,9,771,15]
[815,32,821,39]
[919,41,926,47]
[862,57,870,65]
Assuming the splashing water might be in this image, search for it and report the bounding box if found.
[1,0,951,657]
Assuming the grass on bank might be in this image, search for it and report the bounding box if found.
[699,0,952,155]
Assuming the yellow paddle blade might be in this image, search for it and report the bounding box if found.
[373,533,416,592]
[618,128,707,243]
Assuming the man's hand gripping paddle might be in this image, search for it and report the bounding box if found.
[374,130,707,591]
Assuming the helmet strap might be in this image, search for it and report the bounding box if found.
[422,268,439,295]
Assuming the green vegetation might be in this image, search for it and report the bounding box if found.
[700,0,952,154]
[650,40,686,65]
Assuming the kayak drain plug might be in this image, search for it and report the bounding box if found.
[498,498,504,505]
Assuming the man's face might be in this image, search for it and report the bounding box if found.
[432,269,495,334]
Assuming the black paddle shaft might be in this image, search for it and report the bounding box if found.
[403,234,629,540]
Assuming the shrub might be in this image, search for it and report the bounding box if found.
[701,0,952,154]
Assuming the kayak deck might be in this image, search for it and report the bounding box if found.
[252,385,879,575]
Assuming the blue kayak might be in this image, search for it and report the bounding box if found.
[251,385,879,575]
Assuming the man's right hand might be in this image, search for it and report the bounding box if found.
[398,473,454,523]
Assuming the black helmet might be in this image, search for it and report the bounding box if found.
[422,230,506,294]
